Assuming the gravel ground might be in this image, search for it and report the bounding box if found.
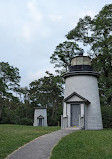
[7,127,79,159]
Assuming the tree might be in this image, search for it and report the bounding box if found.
[66,4,112,56]
[14,86,30,104]
[0,62,21,118]
[0,62,20,97]
[29,71,64,125]
[50,41,83,72]
[92,54,112,106]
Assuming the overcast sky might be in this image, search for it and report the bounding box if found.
[0,0,111,87]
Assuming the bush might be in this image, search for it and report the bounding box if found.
[0,104,34,126]
[16,118,33,126]
[48,118,59,126]
[101,105,112,128]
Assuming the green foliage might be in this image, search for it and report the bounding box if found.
[50,130,112,159]
[92,54,112,106]
[29,71,63,125]
[0,101,34,126]
[0,62,21,119]
[67,15,92,45]
[50,41,83,72]
[0,62,20,95]
[67,4,112,56]
[0,64,63,126]
[16,118,33,126]
[0,124,60,159]
[101,105,112,128]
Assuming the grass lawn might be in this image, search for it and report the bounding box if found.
[0,124,60,159]
[50,130,112,159]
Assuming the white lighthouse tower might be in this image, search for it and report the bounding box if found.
[61,55,103,130]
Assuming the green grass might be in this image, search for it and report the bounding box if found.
[0,124,60,159]
[50,130,112,159]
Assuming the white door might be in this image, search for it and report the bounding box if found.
[71,104,81,127]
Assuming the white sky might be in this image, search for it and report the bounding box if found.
[0,0,111,87]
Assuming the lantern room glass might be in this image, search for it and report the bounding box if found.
[71,56,91,66]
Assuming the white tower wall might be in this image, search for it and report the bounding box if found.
[64,75,103,130]
[33,108,47,127]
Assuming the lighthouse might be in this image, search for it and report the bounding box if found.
[61,55,103,130]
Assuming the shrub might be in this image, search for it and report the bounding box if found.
[101,105,112,128]
[17,118,33,126]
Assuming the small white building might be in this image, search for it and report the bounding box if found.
[33,108,47,126]
[61,55,103,130]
